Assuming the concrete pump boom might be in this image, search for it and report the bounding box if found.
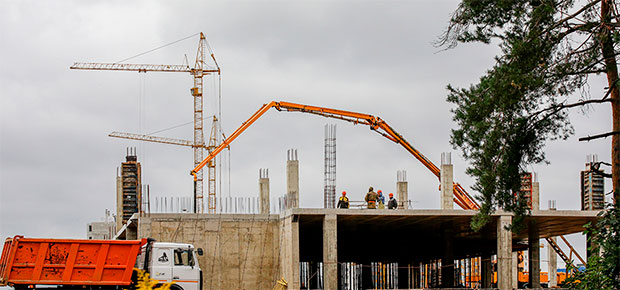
[191,101,479,210]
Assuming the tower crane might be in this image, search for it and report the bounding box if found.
[71,32,220,213]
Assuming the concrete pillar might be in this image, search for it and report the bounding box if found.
[512,252,518,289]
[440,152,453,209]
[287,149,299,208]
[481,256,493,288]
[497,215,512,290]
[323,214,338,290]
[532,174,540,211]
[397,170,408,209]
[548,237,558,288]
[528,221,541,288]
[441,228,454,287]
[259,168,270,214]
[115,169,123,232]
[280,215,300,289]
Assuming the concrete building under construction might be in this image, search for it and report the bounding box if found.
[118,152,600,290]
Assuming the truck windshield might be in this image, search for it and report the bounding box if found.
[174,248,194,266]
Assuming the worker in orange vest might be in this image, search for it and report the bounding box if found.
[337,191,349,209]
[365,187,378,209]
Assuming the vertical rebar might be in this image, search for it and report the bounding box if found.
[324,124,336,208]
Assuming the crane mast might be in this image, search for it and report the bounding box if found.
[191,34,207,213]
[71,32,220,213]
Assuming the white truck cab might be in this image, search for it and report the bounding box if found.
[138,241,203,290]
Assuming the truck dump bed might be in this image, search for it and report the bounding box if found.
[0,236,147,286]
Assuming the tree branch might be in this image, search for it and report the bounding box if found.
[579,131,620,141]
[592,167,613,178]
[541,0,602,35]
[564,69,607,75]
[526,95,612,131]
[531,97,611,119]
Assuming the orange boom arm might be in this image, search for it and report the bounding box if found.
[191,101,479,210]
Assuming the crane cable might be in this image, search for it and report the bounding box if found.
[116,32,201,64]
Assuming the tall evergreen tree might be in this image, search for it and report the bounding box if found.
[440,0,619,287]
[439,0,619,228]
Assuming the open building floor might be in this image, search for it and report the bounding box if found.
[132,208,599,290]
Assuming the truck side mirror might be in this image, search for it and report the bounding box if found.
[197,248,203,256]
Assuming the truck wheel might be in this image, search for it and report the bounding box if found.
[169,284,184,290]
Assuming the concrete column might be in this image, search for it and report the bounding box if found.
[397,170,409,209]
[115,169,123,231]
[497,215,512,290]
[440,152,454,209]
[532,176,540,211]
[323,214,338,290]
[528,221,541,288]
[259,168,270,214]
[441,228,454,287]
[280,215,300,289]
[548,237,558,288]
[287,149,299,208]
[481,256,493,288]
[512,252,518,289]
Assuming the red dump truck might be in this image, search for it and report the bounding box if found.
[0,236,203,290]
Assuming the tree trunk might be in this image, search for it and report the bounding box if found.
[601,0,620,205]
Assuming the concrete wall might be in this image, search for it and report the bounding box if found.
[139,214,281,290]
[87,220,116,240]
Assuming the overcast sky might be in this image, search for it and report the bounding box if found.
[0,0,613,268]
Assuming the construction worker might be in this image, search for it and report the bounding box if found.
[377,190,385,209]
[337,191,349,209]
[364,187,378,209]
[387,193,398,209]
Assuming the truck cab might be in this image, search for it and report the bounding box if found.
[138,242,203,290]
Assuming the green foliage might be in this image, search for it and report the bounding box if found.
[133,269,174,290]
[565,203,620,289]
[440,0,616,231]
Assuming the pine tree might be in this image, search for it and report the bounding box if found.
[439,0,619,287]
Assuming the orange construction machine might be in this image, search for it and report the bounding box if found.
[190,100,479,210]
